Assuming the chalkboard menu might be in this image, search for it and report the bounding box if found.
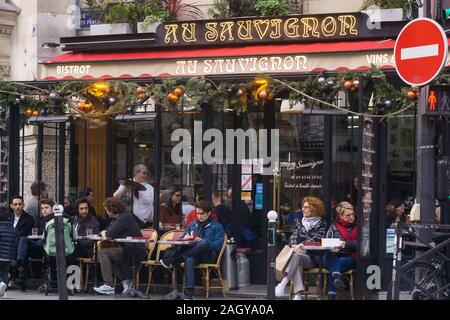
[360,116,375,257]
[0,123,8,206]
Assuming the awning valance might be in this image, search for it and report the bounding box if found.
[40,39,403,81]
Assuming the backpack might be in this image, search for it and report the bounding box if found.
[43,217,77,256]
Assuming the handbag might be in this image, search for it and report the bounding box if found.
[275,245,294,282]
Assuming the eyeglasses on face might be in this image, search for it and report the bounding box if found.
[343,212,355,218]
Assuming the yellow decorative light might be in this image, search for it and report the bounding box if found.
[87,81,110,99]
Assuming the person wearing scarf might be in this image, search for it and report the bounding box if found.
[323,201,358,300]
[74,198,100,258]
[275,196,328,300]
[160,200,225,300]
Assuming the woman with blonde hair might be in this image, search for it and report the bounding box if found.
[275,196,327,300]
[323,201,357,300]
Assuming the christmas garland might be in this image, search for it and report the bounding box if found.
[0,66,419,125]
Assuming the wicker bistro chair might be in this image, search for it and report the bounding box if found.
[135,229,158,289]
[181,234,228,298]
[142,229,185,294]
[288,269,356,300]
[78,240,118,292]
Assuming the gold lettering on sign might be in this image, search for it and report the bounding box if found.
[165,24,178,44]
[237,20,253,40]
[187,60,198,74]
[321,16,337,37]
[220,22,234,41]
[238,58,250,71]
[205,22,219,42]
[204,60,213,73]
[284,18,300,38]
[270,19,282,38]
[213,59,225,73]
[248,58,258,72]
[253,19,270,39]
[258,57,269,72]
[269,57,283,71]
[225,59,236,73]
[339,15,357,36]
[301,18,320,38]
[295,56,308,70]
[182,23,197,42]
[176,61,187,74]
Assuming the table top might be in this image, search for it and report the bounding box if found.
[77,235,105,241]
[157,240,197,245]
[300,245,335,250]
[115,237,153,243]
[27,235,43,240]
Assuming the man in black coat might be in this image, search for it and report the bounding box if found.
[9,195,34,291]
[94,197,146,296]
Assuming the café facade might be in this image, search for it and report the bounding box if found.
[4,12,430,296]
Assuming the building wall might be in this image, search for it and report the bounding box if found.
[10,0,74,81]
[0,0,20,80]
[191,0,365,18]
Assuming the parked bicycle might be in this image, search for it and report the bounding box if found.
[387,227,450,300]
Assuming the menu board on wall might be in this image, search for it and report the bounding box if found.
[280,160,324,190]
[360,117,375,257]
[0,124,9,206]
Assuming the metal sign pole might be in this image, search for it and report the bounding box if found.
[266,210,277,300]
[390,220,403,300]
[53,204,69,300]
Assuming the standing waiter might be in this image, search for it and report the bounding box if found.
[114,164,154,229]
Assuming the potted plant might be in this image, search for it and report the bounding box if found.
[138,0,204,33]
[361,0,423,22]
[86,0,132,35]
[137,0,171,33]
[254,0,289,16]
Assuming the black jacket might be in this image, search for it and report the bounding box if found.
[106,213,147,278]
[0,221,19,260]
[289,218,328,266]
[10,211,35,237]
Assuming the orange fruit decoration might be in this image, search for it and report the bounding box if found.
[167,93,179,104]
[344,81,354,90]
[258,90,268,100]
[407,91,417,100]
[267,93,274,101]
[26,109,33,117]
[136,87,145,95]
[32,110,39,116]
[84,103,93,113]
[174,87,183,97]
[77,101,86,111]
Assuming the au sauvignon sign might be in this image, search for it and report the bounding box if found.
[158,13,366,47]
[41,50,396,80]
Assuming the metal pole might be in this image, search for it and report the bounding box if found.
[58,123,66,204]
[390,219,403,300]
[7,104,20,197]
[417,86,435,245]
[266,210,277,299]
[53,204,69,300]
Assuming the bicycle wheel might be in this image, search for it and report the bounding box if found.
[387,262,448,300]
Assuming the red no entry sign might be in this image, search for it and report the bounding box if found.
[394,18,448,87]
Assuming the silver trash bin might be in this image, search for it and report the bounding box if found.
[222,237,238,290]
[236,248,251,288]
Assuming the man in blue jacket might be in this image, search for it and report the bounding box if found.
[161,200,225,300]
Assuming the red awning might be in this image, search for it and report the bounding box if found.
[46,39,397,64]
